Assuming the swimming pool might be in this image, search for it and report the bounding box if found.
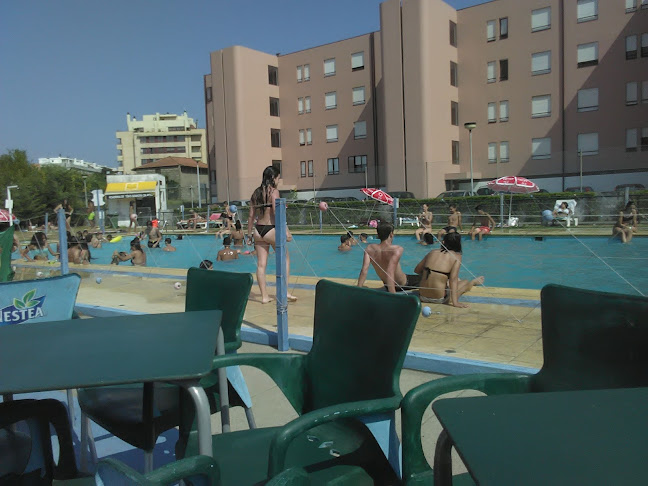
[33,234,646,296]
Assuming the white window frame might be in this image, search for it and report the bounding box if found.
[626,35,638,59]
[326,125,338,143]
[577,88,599,112]
[303,64,310,81]
[531,7,551,32]
[307,160,314,177]
[351,52,364,70]
[626,0,637,12]
[353,86,366,105]
[531,94,551,118]
[324,58,336,77]
[577,42,599,67]
[348,155,367,173]
[577,0,598,22]
[354,121,367,140]
[500,141,510,162]
[626,128,638,151]
[305,96,311,113]
[299,129,305,146]
[532,137,551,159]
[488,142,497,163]
[531,51,551,75]
[487,102,496,123]
[487,20,496,41]
[327,157,340,175]
[325,91,337,110]
[298,97,304,115]
[499,100,509,122]
[577,132,599,156]
[487,61,496,83]
[300,161,306,178]
[306,128,312,145]
[297,65,303,83]
[626,82,638,105]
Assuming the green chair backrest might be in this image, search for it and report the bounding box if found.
[185,267,253,353]
[531,284,648,392]
[0,227,15,282]
[305,280,420,411]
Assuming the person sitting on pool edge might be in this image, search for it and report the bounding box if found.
[414,231,484,308]
[338,234,352,252]
[437,203,462,241]
[469,205,495,241]
[162,237,176,252]
[217,236,239,261]
[357,221,420,293]
[613,200,638,243]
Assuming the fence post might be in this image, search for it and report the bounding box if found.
[57,209,69,275]
[393,198,399,227]
[275,198,289,351]
[44,213,48,236]
[319,208,323,233]
[499,193,505,228]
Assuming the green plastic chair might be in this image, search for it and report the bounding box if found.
[0,398,220,486]
[400,284,648,485]
[178,279,421,485]
[77,268,254,472]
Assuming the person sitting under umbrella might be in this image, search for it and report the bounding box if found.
[469,205,496,241]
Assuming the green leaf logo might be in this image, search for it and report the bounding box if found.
[13,298,25,309]
[17,290,39,309]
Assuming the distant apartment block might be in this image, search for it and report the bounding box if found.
[37,157,113,174]
[205,0,648,201]
[116,112,207,174]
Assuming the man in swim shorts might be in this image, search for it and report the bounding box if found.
[357,222,419,293]
[437,203,463,242]
[469,204,495,241]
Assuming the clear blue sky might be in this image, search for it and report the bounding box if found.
[0,0,488,167]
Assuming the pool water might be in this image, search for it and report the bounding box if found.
[22,235,648,296]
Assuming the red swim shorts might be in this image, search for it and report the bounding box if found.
[479,226,491,234]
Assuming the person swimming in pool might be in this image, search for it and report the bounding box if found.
[20,232,58,262]
[247,165,297,304]
[111,239,146,266]
[230,220,245,246]
[338,234,352,252]
[414,232,484,307]
[357,222,419,293]
[162,237,176,252]
[217,236,239,261]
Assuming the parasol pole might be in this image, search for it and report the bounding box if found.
[508,193,513,224]
[500,193,504,228]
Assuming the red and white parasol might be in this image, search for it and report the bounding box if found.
[0,209,18,223]
[360,188,394,206]
[487,176,539,194]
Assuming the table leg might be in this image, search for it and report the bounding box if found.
[433,429,454,486]
[216,327,230,433]
[184,384,213,457]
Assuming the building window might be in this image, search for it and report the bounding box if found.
[531,7,551,32]
[487,20,496,42]
[577,0,598,22]
[271,129,281,148]
[450,61,458,87]
[532,137,551,159]
[348,155,367,173]
[308,160,314,177]
[297,65,303,82]
[626,0,637,12]
[626,82,638,105]
[451,101,459,126]
[306,128,312,145]
[353,86,366,105]
[305,96,311,113]
[531,51,551,75]
[626,35,638,60]
[268,65,278,85]
[299,129,306,146]
[300,161,306,178]
[643,81,648,103]
[488,142,497,163]
[328,157,340,175]
[500,141,510,162]
[452,140,460,164]
[205,87,212,103]
[298,97,304,114]
[487,61,496,82]
[304,64,310,81]
[577,42,599,67]
[626,128,638,152]
[500,17,508,39]
[326,125,338,142]
[641,127,648,151]
[272,160,282,177]
[351,52,365,71]
[325,91,337,110]
[487,102,497,123]
[578,132,599,156]
[354,121,367,139]
[499,100,509,122]
[499,59,508,81]
[450,20,457,47]
[270,97,280,117]
[642,34,648,57]
[577,88,599,112]
[532,94,551,118]
[324,58,336,77]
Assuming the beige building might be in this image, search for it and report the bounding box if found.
[205,0,648,201]
[132,156,209,205]
[116,112,207,175]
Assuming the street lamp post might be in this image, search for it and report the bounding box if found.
[464,122,477,194]
[6,185,18,224]
[82,176,88,208]
[196,162,202,208]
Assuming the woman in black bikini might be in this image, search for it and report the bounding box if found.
[247,166,297,304]
[54,199,74,230]
[612,200,637,243]
[413,232,483,308]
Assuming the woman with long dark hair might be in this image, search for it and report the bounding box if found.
[247,166,297,304]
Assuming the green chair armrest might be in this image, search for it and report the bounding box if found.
[268,396,402,477]
[401,373,532,482]
[98,456,219,485]
[200,353,308,414]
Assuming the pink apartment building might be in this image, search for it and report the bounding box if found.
[204,0,648,202]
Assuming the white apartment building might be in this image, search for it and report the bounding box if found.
[37,157,113,174]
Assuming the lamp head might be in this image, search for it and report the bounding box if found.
[464,122,477,130]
